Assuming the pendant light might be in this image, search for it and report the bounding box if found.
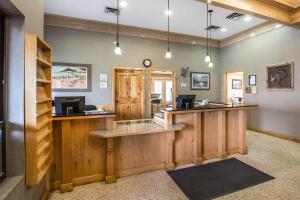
[204,3,210,63]
[165,0,172,59]
[114,0,122,55]
[208,9,213,68]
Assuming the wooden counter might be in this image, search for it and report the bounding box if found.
[50,104,257,193]
[90,119,185,183]
[50,113,115,192]
[155,104,258,165]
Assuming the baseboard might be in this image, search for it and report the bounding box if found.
[50,174,106,191]
[116,163,166,177]
[248,128,300,143]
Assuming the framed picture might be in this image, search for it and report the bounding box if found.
[266,62,294,90]
[232,79,242,89]
[52,62,92,92]
[249,75,256,86]
[190,72,210,90]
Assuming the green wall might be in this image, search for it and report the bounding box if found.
[45,26,221,115]
[220,26,300,138]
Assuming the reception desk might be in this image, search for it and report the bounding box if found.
[155,104,258,165]
[90,119,185,184]
[50,104,257,193]
[50,112,116,192]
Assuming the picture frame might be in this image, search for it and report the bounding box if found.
[266,62,294,90]
[232,79,242,89]
[249,75,256,86]
[190,72,210,90]
[52,62,92,92]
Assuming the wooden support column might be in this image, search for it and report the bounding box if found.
[238,110,248,154]
[60,120,73,192]
[105,138,117,183]
[193,112,203,164]
[217,111,227,159]
[166,131,176,170]
[105,117,114,131]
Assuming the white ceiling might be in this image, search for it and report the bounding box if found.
[44,0,267,40]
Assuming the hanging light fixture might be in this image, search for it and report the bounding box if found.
[205,3,210,63]
[208,9,213,68]
[114,0,122,55]
[165,0,172,59]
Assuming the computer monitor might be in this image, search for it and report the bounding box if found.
[54,96,85,116]
[176,95,196,109]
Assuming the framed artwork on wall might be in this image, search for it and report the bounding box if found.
[266,62,294,90]
[249,75,256,86]
[190,72,210,90]
[232,79,242,89]
[52,62,92,92]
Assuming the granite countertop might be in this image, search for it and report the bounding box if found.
[90,119,185,138]
[52,110,115,117]
[162,103,258,113]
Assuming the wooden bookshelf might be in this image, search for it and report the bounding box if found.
[25,33,53,186]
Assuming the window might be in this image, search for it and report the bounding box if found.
[0,12,5,182]
[153,80,163,99]
[152,78,173,105]
[165,80,173,103]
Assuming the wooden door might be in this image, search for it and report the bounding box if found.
[115,69,144,120]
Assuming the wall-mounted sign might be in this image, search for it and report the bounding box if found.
[100,74,108,89]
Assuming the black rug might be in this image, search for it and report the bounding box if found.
[167,158,274,200]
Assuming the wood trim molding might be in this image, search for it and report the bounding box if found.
[292,7,300,24]
[44,14,220,47]
[248,128,300,143]
[220,22,282,47]
[196,0,300,27]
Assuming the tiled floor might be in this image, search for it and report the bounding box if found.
[49,131,300,200]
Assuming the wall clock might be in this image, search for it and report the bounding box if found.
[143,59,152,68]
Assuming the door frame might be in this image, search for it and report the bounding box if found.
[146,67,177,117]
[223,71,244,104]
[112,66,146,118]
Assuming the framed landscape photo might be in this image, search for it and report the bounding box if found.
[249,75,256,86]
[52,62,92,92]
[266,62,294,90]
[232,79,242,89]
[190,72,210,90]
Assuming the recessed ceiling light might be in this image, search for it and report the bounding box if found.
[244,16,252,22]
[120,1,128,8]
[250,33,256,37]
[221,28,227,32]
[165,10,172,16]
[275,23,283,28]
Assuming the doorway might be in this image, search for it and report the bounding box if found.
[148,69,176,117]
[112,67,145,120]
[224,72,244,104]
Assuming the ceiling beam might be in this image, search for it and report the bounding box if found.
[196,0,300,27]
[292,7,300,24]
[44,14,220,47]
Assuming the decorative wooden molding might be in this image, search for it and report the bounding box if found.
[292,7,300,24]
[44,14,220,47]
[220,22,281,47]
[196,0,300,27]
[248,128,300,143]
